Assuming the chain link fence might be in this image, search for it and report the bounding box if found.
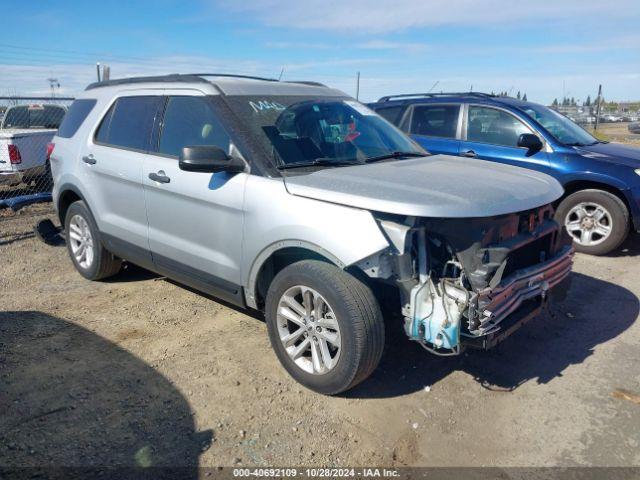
[0,97,73,216]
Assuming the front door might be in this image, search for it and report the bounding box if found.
[142,93,248,304]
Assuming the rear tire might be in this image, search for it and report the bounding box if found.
[65,201,122,280]
[265,260,385,395]
[555,189,629,255]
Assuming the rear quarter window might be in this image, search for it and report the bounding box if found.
[57,99,96,138]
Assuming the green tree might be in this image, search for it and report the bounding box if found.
[522,93,528,101]
[585,95,591,106]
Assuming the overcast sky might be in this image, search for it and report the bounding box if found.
[1,0,639,103]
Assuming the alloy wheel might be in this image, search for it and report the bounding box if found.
[68,214,95,269]
[565,202,613,247]
[276,285,342,375]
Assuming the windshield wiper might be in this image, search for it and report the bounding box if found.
[565,139,607,147]
[277,158,362,170]
[364,151,425,163]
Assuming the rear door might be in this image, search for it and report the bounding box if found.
[142,91,248,303]
[405,103,461,155]
[459,104,550,171]
[80,93,163,266]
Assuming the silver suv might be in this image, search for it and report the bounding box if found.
[51,74,573,394]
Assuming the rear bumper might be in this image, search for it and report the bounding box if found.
[462,244,574,349]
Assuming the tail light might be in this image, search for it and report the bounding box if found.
[8,144,22,164]
[46,142,55,161]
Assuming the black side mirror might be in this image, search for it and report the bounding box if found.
[179,146,245,173]
[517,133,543,151]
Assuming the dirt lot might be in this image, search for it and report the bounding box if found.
[1,203,640,470]
[588,122,640,145]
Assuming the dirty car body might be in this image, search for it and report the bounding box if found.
[52,74,572,393]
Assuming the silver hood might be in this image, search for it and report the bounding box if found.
[284,155,564,218]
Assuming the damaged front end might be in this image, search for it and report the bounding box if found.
[360,205,574,355]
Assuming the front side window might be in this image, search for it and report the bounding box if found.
[410,105,459,138]
[159,96,230,157]
[466,106,532,147]
[95,96,162,151]
[517,103,598,146]
[223,95,423,168]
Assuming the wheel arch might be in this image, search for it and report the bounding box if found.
[246,241,347,310]
[559,179,632,217]
[56,183,87,226]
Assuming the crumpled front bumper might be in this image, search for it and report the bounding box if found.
[462,244,574,348]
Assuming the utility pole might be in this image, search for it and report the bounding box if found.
[47,78,60,98]
[594,84,602,131]
[96,62,101,82]
[355,71,360,100]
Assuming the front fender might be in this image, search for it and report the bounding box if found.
[242,176,390,308]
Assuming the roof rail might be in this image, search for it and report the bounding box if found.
[86,74,208,90]
[285,80,328,87]
[86,72,279,90]
[377,92,496,102]
[193,74,326,87]
[191,73,278,82]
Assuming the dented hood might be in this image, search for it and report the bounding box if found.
[284,155,564,218]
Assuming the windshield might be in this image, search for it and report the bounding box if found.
[223,95,424,168]
[517,103,598,146]
[1,105,66,129]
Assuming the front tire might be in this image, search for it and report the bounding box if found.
[65,201,122,280]
[555,189,629,255]
[265,260,385,395]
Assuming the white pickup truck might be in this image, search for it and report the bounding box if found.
[0,104,66,188]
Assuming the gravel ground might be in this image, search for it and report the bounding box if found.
[1,202,639,470]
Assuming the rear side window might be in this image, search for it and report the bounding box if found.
[159,96,230,157]
[57,99,96,138]
[374,106,404,125]
[410,105,460,138]
[95,96,162,151]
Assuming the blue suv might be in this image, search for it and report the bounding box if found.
[369,92,640,255]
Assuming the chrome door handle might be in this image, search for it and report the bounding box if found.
[461,150,477,158]
[82,155,97,165]
[148,171,170,184]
